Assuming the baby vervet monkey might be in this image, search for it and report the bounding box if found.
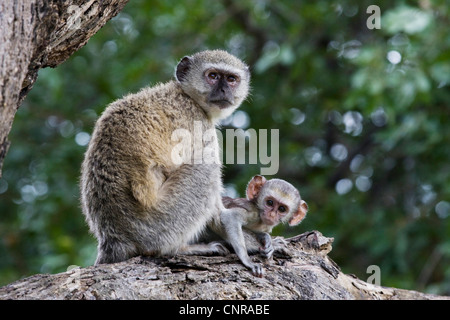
[221,175,308,277]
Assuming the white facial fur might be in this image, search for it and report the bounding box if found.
[176,50,250,122]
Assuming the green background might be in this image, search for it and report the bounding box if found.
[0,0,449,295]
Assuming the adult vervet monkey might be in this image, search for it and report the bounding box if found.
[81,50,260,270]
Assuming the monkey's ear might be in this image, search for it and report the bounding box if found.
[288,200,308,226]
[246,175,267,201]
[176,56,191,82]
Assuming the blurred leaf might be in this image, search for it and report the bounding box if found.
[383,6,433,35]
[1,0,449,295]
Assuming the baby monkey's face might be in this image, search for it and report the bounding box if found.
[259,194,290,226]
[247,176,309,228]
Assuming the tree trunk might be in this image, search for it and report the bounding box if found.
[0,231,447,300]
[0,0,129,177]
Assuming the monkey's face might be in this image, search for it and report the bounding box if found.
[259,195,290,227]
[204,68,240,108]
[247,176,309,227]
[175,50,250,121]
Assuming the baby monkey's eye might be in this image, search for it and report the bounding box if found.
[279,206,286,213]
[266,199,273,206]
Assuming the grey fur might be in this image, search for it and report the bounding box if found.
[80,50,250,264]
[220,175,308,276]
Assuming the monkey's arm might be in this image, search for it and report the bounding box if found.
[222,196,276,260]
[220,208,263,277]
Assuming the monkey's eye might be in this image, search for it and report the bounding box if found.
[227,75,237,83]
[208,72,219,80]
[279,206,286,213]
[266,199,273,206]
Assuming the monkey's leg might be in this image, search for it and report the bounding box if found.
[131,162,167,209]
[220,208,263,277]
[140,164,227,257]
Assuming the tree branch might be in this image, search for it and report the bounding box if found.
[0,231,447,300]
[0,0,129,177]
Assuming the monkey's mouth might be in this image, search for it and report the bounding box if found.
[260,216,277,226]
[209,99,233,108]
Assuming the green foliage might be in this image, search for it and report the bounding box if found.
[0,0,449,294]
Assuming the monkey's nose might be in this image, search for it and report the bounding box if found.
[269,209,278,219]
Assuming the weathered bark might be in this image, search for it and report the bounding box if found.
[0,231,447,300]
[0,0,129,177]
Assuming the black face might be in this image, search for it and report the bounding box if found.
[205,69,240,108]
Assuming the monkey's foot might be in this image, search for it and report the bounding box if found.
[179,242,230,256]
[272,236,292,257]
[207,241,230,256]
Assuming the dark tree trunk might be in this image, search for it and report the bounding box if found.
[0,0,129,176]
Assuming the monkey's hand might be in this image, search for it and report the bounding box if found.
[249,262,264,278]
[255,232,274,260]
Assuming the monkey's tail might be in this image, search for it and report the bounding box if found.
[95,236,137,264]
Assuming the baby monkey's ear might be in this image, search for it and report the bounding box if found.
[246,175,267,201]
[288,200,309,226]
